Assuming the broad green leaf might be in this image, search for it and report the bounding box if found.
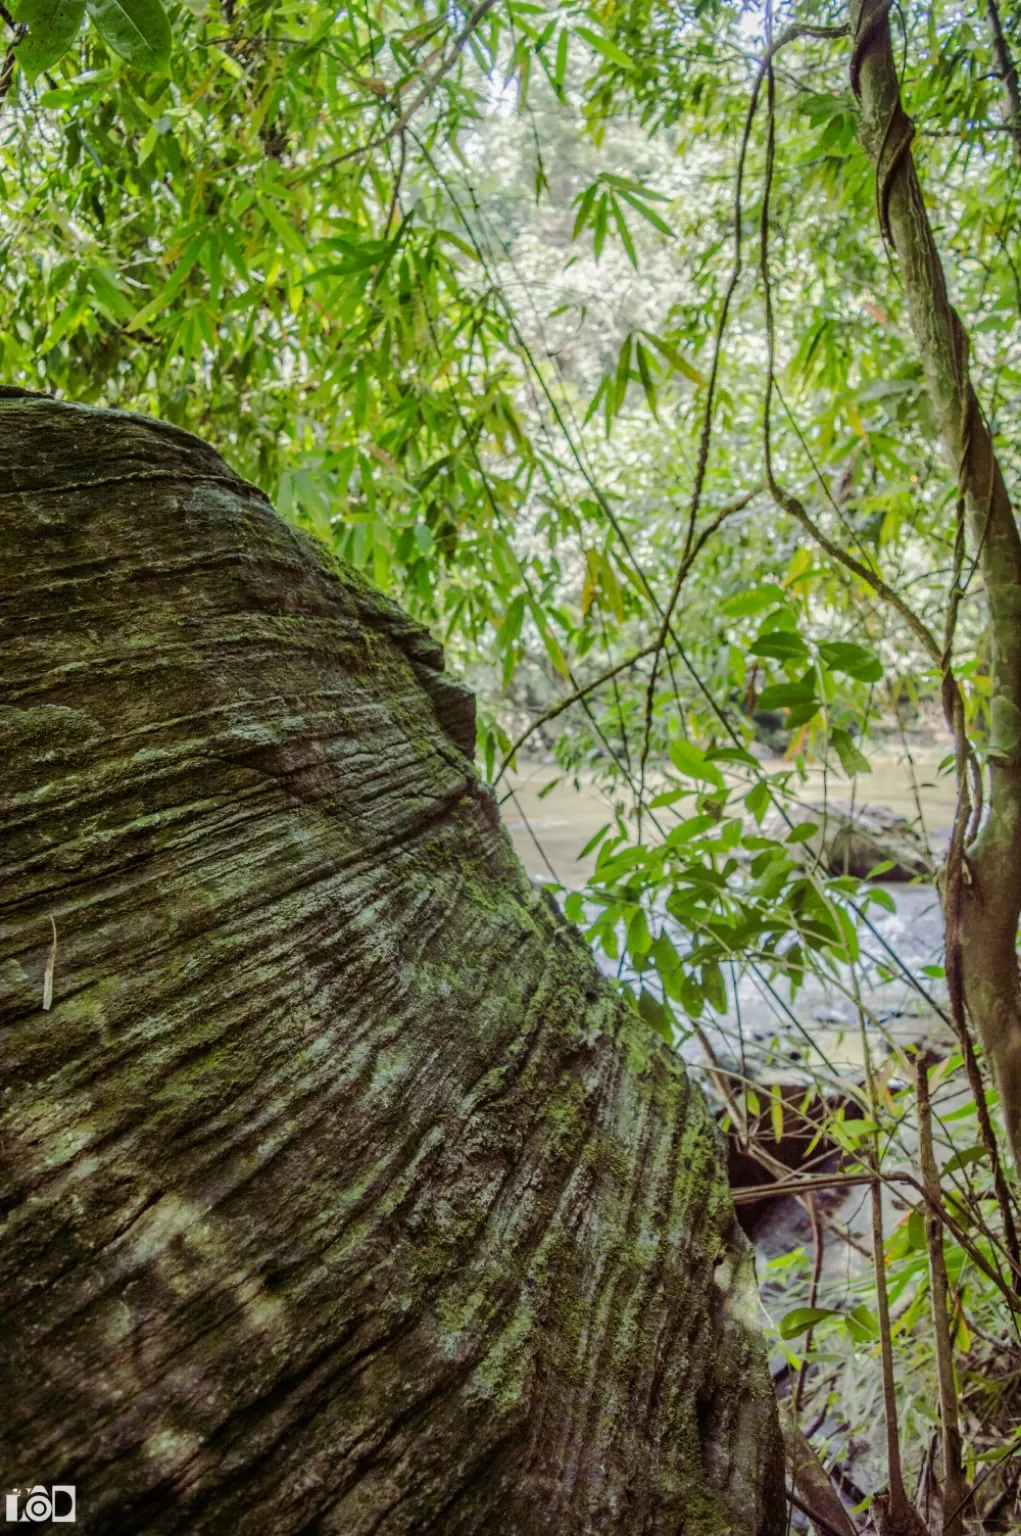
[702,959,726,1013]
[13,0,86,79]
[664,814,716,845]
[540,624,570,680]
[86,0,170,71]
[785,700,821,728]
[554,26,568,88]
[757,681,817,709]
[668,739,725,788]
[635,339,660,415]
[127,234,205,329]
[627,905,651,956]
[707,746,758,766]
[818,641,883,683]
[786,823,819,844]
[769,1088,784,1143]
[721,584,787,618]
[614,332,632,409]
[638,988,673,1041]
[830,727,871,776]
[943,1144,988,1176]
[745,782,770,823]
[571,181,599,240]
[750,630,808,660]
[616,191,674,238]
[602,173,670,201]
[845,1305,880,1343]
[579,824,612,859]
[258,198,307,257]
[832,903,860,963]
[648,787,683,809]
[612,197,638,269]
[779,1306,839,1339]
[210,43,243,79]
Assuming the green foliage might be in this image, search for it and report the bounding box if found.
[85,0,171,71]
[12,0,168,75]
[13,0,88,80]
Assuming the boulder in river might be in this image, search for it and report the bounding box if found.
[771,803,934,882]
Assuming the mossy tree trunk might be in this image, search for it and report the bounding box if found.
[0,395,783,1535]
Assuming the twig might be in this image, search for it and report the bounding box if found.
[0,26,24,105]
[985,0,1021,161]
[733,1165,1021,1313]
[757,37,941,667]
[633,24,849,774]
[493,491,756,782]
[786,1484,857,1536]
[293,0,499,182]
[916,1057,970,1535]
[660,23,847,648]
[495,643,659,784]
[870,1162,913,1524]
[861,966,940,1531]
[945,1440,1021,1527]
[793,1196,826,1416]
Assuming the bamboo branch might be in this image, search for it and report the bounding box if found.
[493,488,759,783]
[731,1166,1021,1312]
[916,1058,970,1536]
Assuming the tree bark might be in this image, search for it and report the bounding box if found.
[0,393,783,1535]
[850,0,1021,1167]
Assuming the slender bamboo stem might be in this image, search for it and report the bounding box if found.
[916,1058,970,1535]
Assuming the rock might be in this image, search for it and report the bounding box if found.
[770,803,933,882]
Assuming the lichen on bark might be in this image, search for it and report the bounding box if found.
[0,394,783,1534]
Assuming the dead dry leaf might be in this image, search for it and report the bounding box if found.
[42,915,57,1012]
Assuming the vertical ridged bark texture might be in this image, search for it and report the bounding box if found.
[0,394,783,1535]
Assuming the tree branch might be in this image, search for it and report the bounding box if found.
[916,1058,970,1536]
[985,0,1021,160]
[849,0,1021,1168]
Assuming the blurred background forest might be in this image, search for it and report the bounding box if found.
[3,0,1021,1523]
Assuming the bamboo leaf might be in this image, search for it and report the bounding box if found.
[639,329,706,386]
[575,25,633,69]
